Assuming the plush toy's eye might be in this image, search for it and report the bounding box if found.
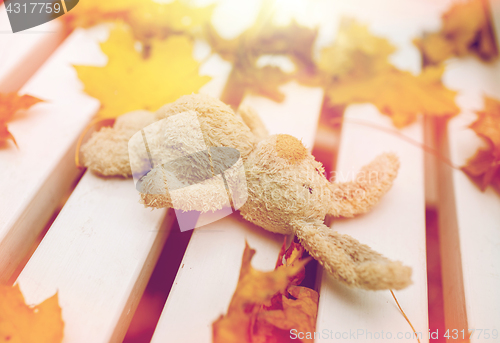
[303,184,313,194]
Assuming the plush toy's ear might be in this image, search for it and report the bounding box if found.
[236,105,269,141]
[81,111,156,177]
[291,218,411,290]
[328,153,400,218]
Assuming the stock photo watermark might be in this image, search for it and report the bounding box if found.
[290,328,499,340]
[4,0,79,33]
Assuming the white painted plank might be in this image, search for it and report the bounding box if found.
[0,28,104,281]
[0,6,64,92]
[440,56,500,342]
[433,2,500,340]
[18,173,173,343]
[315,0,437,341]
[14,27,233,343]
[317,105,428,342]
[151,84,324,343]
[240,81,323,150]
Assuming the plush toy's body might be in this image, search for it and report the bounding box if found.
[82,94,411,291]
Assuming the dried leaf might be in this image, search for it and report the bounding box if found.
[74,23,211,120]
[463,96,500,192]
[0,284,64,343]
[63,0,214,43]
[275,239,306,287]
[0,93,43,146]
[213,241,318,343]
[318,18,394,81]
[414,0,498,66]
[254,286,319,343]
[128,1,216,44]
[320,19,460,127]
[209,2,318,104]
[327,66,460,127]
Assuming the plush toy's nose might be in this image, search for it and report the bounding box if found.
[274,134,309,165]
[327,153,400,218]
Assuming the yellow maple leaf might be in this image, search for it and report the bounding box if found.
[320,19,459,127]
[74,24,211,120]
[63,0,214,44]
[327,66,460,128]
[0,284,64,343]
[0,93,44,146]
[463,96,500,192]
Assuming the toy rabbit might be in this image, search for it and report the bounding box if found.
[82,94,411,290]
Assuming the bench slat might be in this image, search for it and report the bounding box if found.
[315,1,439,340]
[316,105,428,342]
[0,28,103,282]
[14,27,232,343]
[439,51,500,343]
[0,7,64,92]
[150,84,324,343]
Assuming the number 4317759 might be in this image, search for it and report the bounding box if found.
[444,329,498,340]
[6,2,62,14]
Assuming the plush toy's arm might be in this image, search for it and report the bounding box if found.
[328,153,400,218]
[292,218,411,290]
[236,105,269,141]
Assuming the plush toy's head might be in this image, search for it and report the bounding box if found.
[240,134,332,235]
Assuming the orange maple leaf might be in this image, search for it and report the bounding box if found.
[462,96,500,192]
[213,241,318,343]
[0,284,64,343]
[0,93,44,147]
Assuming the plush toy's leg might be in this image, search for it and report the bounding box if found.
[236,105,269,141]
[292,218,411,290]
[328,153,400,218]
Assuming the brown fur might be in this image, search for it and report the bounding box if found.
[81,110,156,177]
[82,94,411,290]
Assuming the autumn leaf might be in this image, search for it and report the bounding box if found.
[326,66,460,128]
[318,18,394,81]
[0,93,44,146]
[208,1,318,105]
[74,23,211,120]
[462,96,500,192]
[213,240,318,343]
[63,0,214,44]
[0,284,64,343]
[128,1,216,44]
[414,0,498,66]
[254,286,319,343]
[275,240,306,287]
[320,19,460,127]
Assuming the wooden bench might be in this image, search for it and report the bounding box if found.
[0,1,498,342]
